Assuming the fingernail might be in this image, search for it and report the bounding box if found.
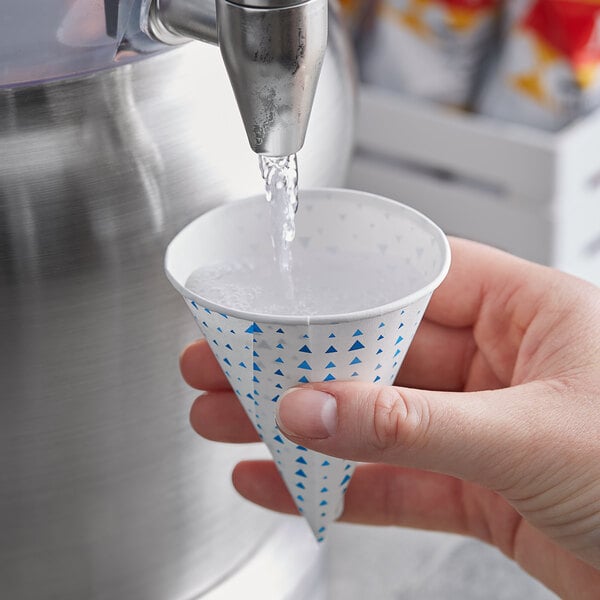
[277,388,337,439]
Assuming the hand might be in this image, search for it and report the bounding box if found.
[180,238,600,599]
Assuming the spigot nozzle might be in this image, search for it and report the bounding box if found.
[217,0,327,156]
[143,0,327,156]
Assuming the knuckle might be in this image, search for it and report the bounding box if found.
[369,387,431,454]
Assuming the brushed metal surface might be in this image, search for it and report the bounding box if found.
[0,15,355,599]
[217,0,328,155]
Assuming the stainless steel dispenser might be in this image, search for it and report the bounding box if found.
[0,1,355,598]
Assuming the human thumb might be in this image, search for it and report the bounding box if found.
[276,380,552,491]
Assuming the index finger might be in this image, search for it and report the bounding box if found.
[426,237,542,328]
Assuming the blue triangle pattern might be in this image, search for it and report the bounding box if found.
[239,361,247,368]
[350,356,361,365]
[274,369,284,376]
[328,333,336,338]
[296,456,307,464]
[298,375,309,383]
[295,469,307,478]
[298,360,311,370]
[377,334,384,340]
[378,322,385,328]
[296,482,305,489]
[253,350,259,357]
[374,375,381,382]
[245,323,263,333]
[325,361,336,368]
[376,349,383,355]
[297,445,307,451]
[274,435,285,444]
[340,474,351,486]
[395,335,404,344]
[351,372,359,377]
[253,362,261,371]
[321,460,330,466]
[275,357,284,363]
[326,345,337,353]
[323,373,335,381]
[271,395,280,402]
[225,343,233,350]
[349,340,365,351]
[223,357,232,366]
[352,329,363,336]
[276,328,285,334]
[276,343,284,349]
[299,345,312,353]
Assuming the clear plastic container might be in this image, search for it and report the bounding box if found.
[0,0,161,87]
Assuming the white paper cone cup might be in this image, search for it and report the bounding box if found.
[165,188,451,541]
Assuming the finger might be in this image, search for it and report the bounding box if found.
[426,238,547,329]
[180,339,230,391]
[190,391,259,443]
[233,462,600,599]
[232,460,298,515]
[396,318,475,392]
[275,380,555,491]
[232,461,509,540]
[340,464,487,532]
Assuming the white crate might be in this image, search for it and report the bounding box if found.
[347,85,600,285]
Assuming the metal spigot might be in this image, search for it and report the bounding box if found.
[142,0,328,156]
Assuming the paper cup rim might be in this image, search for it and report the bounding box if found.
[165,188,451,325]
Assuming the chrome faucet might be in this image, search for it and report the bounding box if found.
[142,0,328,156]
